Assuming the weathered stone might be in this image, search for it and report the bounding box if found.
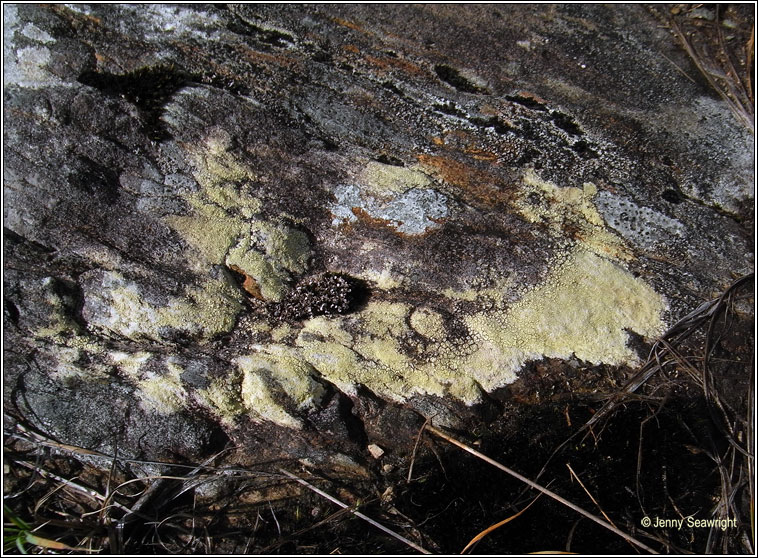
[3,4,753,466]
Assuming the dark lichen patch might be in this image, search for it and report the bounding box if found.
[198,72,250,96]
[271,273,369,321]
[571,139,599,159]
[78,65,190,140]
[70,155,121,204]
[550,111,583,136]
[380,81,404,96]
[661,188,685,204]
[434,64,489,94]
[227,18,295,47]
[506,93,549,111]
[375,153,404,166]
[469,115,514,135]
[432,101,467,118]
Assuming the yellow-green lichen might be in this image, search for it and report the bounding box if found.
[226,236,286,301]
[91,272,242,342]
[515,169,631,261]
[195,372,246,425]
[135,363,188,415]
[358,160,433,198]
[166,141,312,303]
[463,247,667,391]
[290,245,666,405]
[409,307,446,340]
[252,221,311,275]
[235,347,326,428]
[296,301,483,404]
[271,323,293,342]
[109,351,188,414]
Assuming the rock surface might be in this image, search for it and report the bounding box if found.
[3,4,753,468]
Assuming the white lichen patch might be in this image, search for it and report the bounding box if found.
[358,264,404,289]
[593,190,685,252]
[331,161,448,235]
[515,169,632,261]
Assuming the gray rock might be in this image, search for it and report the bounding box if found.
[3,4,753,465]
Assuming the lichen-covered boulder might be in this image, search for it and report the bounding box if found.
[4,4,753,467]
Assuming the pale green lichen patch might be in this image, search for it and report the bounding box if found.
[409,306,446,340]
[195,372,246,426]
[296,302,483,404]
[136,362,188,415]
[290,247,666,405]
[235,347,326,428]
[358,161,434,197]
[109,351,188,414]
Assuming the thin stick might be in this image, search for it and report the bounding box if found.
[425,426,658,554]
[278,468,431,554]
[408,415,432,483]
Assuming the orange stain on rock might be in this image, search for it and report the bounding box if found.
[417,153,513,207]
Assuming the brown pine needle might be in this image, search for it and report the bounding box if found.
[425,425,658,554]
[278,468,431,554]
[460,493,542,554]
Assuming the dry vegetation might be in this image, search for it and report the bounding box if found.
[4,272,753,554]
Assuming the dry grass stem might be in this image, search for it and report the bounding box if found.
[425,425,658,554]
[278,468,431,554]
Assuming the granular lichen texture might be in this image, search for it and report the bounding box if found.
[3,4,752,466]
